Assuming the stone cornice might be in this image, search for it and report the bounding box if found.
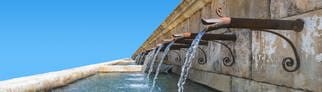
[134,0,211,56]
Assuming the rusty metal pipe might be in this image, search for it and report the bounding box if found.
[171,44,190,48]
[175,39,208,45]
[172,32,236,41]
[158,31,235,51]
[202,17,304,32]
[201,17,304,72]
[193,33,236,41]
[161,38,175,46]
[160,44,190,51]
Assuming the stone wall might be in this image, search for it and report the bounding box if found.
[134,0,322,92]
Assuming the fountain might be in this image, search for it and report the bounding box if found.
[135,16,304,92]
[177,31,206,92]
[150,41,175,92]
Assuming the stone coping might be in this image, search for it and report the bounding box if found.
[133,0,212,56]
[0,58,142,92]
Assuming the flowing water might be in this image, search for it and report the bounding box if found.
[150,41,175,92]
[177,31,206,92]
[143,49,157,72]
[51,31,217,92]
[52,73,217,92]
[146,45,163,79]
[134,53,142,64]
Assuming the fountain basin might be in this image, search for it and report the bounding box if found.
[52,73,218,92]
[0,59,142,92]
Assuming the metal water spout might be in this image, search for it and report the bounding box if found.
[172,32,237,66]
[202,17,304,72]
[158,32,236,49]
[172,32,237,41]
[201,17,304,32]
[159,43,191,51]
[175,39,208,45]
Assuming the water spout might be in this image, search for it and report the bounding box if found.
[202,17,304,72]
[177,31,206,92]
[150,41,175,92]
[202,17,304,32]
[173,32,237,41]
[175,39,208,45]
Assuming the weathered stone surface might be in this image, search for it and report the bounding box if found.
[225,0,269,77]
[172,66,231,92]
[205,41,224,72]
[226,0,269,18]
[222,30,252,78]
[189,69,231,92]
[232,77,304,92]
[270,0,322,19]
[165,50,184,66]
[204,0,269,78]
[252,10,322,91]
[189,11,201,33]
[171,65,182,74]
[190,46,218,72]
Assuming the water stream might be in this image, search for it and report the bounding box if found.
[143,48,157,72]
[150,41,175,92]
[177,31,206,92]
[147,45,163,79]
[134,53,142,64]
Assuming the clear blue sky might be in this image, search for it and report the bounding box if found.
[0,0,180,80]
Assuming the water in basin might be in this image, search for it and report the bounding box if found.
[52,73,218,92]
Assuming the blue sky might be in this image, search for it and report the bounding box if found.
[0,0,180,80]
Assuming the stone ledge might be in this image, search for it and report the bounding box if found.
[98,65,143,73]
[0,58,136,92]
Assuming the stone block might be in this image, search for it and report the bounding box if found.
[188,69,231,92]
[226,0,269,18]
[270,0,322,19]
[232,77,304,92]
[171,66,231,92]
[252,9,322,91]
